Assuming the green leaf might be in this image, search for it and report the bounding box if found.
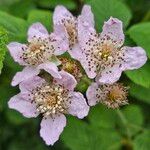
[133,130,150,150]
[0,26,8,74]
[62,106,122,150]
[37,0,77,10]
[0,11,28,42]
[128,22,150,58]
[27,9,53,32]
[117,105,144,136]
[88,105,117,129]
[6,109,28,125]
[125,61,150,88]
[87,0,132,31]
[8,0,36,18]
[129,82,150,104]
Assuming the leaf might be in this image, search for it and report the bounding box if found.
[125,61,150,88]
[117,105,144,136]
[129,82,150,104]
[27,9,53,32]
[88,105,117,129]
[37,0,77,10]
[133,130,150,150]
[6,109,28,125]
[8,0,36,18]
[128,22,150,58]
[87,0,132,31]
[0,26,8,74]
[0,11,28,42]
[62,106,122,150]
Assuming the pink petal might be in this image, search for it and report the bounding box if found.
[7,42,27,65]
[121,46,147,70]
[37,62,62,79]
[97,64,122,84]
[19,76,45,93]
[68,44,83,61]
[8,93,39,118]
[55,70,77,91]
[80,5,95,28]
[86,83,99,106]
[51,25,69,55]
[11,66,40,86]
[100,17,124,47]
[28,23,49,42]
[68,92,89,119]
[40,114,66,145]
[78,16,97,78]
[53,5,73,25]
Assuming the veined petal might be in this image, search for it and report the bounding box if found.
[40,114,66,145]
[80,5,95,28]
[54,70,77,91]
[11,66,40,86]
[19,76,45,93]
[97,64,122,84]
[8,93,39,118]
[86,82,100,106]
[100,17,124,47]
[7,42,27,66]
[28,23,49,42]
[51,25,69,55]
[37,62,61,79]
[121,46,147,70]
[53,5,74,25]
[67,92,89,119]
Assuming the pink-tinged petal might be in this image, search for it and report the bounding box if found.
[19,76,45,93]
[80,54,97,79]
[40,114,66,145]
[8,93,39,118]
[11,66,40,86]
[86,83,99,106]
[68,92,89,119]
[53,5,73,25]
[7,42,27,65]
[121,46,147,70]
[37,62,61,79]
[80,5,95,28]
[28,23,49,41]
[51,25,69,55]
[55,70,77,91]
[78,16,97,78]
[68,44,82,61]
[100,17,124,47]
[97,65,122,84]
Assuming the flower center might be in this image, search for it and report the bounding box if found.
[33,84,69,116]
[59,57,82,81]
[22,38,54,65]
[64,20,77,49]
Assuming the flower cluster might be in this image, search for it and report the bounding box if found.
[8,5,147,145]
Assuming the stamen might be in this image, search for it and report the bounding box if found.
[22,37,54,65]
[32,83,69,116]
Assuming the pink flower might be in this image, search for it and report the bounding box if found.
[8,71,89,145]
[53,5,94,60]
[7,23,68,86]
[77,17,147,84]
[86,82,129,109]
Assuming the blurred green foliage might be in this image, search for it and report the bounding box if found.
[0,0,150,150]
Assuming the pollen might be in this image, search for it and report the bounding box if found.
[32,83,69,116]
[62,18,77,49]
[59,57,82,81]
[22,37,54,66]
[96,83,129,109]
